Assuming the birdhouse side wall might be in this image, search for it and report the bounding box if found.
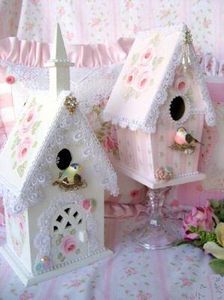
[151,113,204,178]
[117,128,154,180]
[4,209,32,272]
[27,182,105,275]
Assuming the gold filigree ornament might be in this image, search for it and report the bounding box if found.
[64,95,78,114]
[181,26,193,72]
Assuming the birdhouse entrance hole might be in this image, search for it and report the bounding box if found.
[56,148,72,170]
[170,96,185,121]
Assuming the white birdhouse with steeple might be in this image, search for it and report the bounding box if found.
[104,24,215,188]
[0,24,118,286]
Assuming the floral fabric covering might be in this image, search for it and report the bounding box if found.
[0,216,224,300]
[0,0,223,60]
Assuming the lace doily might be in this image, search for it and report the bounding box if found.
[0,91,118,214]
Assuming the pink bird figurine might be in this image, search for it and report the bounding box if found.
[174,127,203,145]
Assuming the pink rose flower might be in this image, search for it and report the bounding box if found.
[140,48,153,66]
[61,235,76,255]
[21,108,36,134]
[5,75,16,85]
[173,75,189,93]
[183,205,215,240]
[126,67,139,85]
[17,136,32,161]
[135,71,150,90]
[83,199,91,210]
[103,135,118,153]
[0,201,4,226]
[137,291,152,300]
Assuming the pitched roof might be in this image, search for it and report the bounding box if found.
[104,24,215,133]
[0,90,118,214]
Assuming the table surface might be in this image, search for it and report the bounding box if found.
[0,215,224,300]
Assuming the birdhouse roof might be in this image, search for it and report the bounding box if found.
[104,24,216,133]
[0,91,118,214]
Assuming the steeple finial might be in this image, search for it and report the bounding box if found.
[45,23,74,98]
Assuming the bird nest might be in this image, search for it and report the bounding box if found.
[53,175,87,191]
[169,142,195,154]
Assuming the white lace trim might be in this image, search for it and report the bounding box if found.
[190,47,216,127]
[33,192,100,273]
[104,25,216,132]
[0,60,121,114]
[71,65,122,113]
[0,91,118,214]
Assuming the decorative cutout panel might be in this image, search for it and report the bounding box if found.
[51,204,87,265]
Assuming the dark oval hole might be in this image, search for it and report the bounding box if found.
[56,148,72,170]
[170,96,185,121]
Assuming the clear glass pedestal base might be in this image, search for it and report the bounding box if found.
[136,187,181,250]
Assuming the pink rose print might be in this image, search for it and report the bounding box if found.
[5,75,16,85]
[126,67,139,85]
[18,214,25,232]
[135,71,150,90]
[61,235,76,255]
[173,75,189,93]
[83,199,91,211]
[0,200,4,226]
[103,135,118,153]
[183,204,215,240]
[19,290,33,300]
[31,0,40,5]
[17,136,32,161]
[20,108,36,134]
[140,48,153,66]
[180,277,193,287]
[137,291,152,300]
[125,267,137,276]
[130,189,141,204]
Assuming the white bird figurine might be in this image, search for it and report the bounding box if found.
[174,127,203,145]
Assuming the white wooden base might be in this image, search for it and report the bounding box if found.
[113,159,205,189]
[0,244,112,286]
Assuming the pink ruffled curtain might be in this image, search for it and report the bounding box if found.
[1,0,224,67]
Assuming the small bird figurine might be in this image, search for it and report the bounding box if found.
[59,163,82,185]
[174,127,203,145]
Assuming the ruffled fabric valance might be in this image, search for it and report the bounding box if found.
[0,37,133,68]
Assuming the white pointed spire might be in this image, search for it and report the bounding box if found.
[45,23,74,98]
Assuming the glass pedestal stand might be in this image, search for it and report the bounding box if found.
[137,186,180,250]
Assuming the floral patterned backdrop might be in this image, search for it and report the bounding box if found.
[0,0,223,59]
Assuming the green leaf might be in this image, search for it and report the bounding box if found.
[91,199,97,208]
[17,161,28,177]
[209,258,224,275]
[55,239,61,246]
[32,121,41,134]
[131,53,139,64]
[70,228,76,235]
[32,141,38,148]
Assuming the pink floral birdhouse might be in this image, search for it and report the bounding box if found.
[104,24,216,188]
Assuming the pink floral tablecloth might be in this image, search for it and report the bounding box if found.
[0,215,224,300]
